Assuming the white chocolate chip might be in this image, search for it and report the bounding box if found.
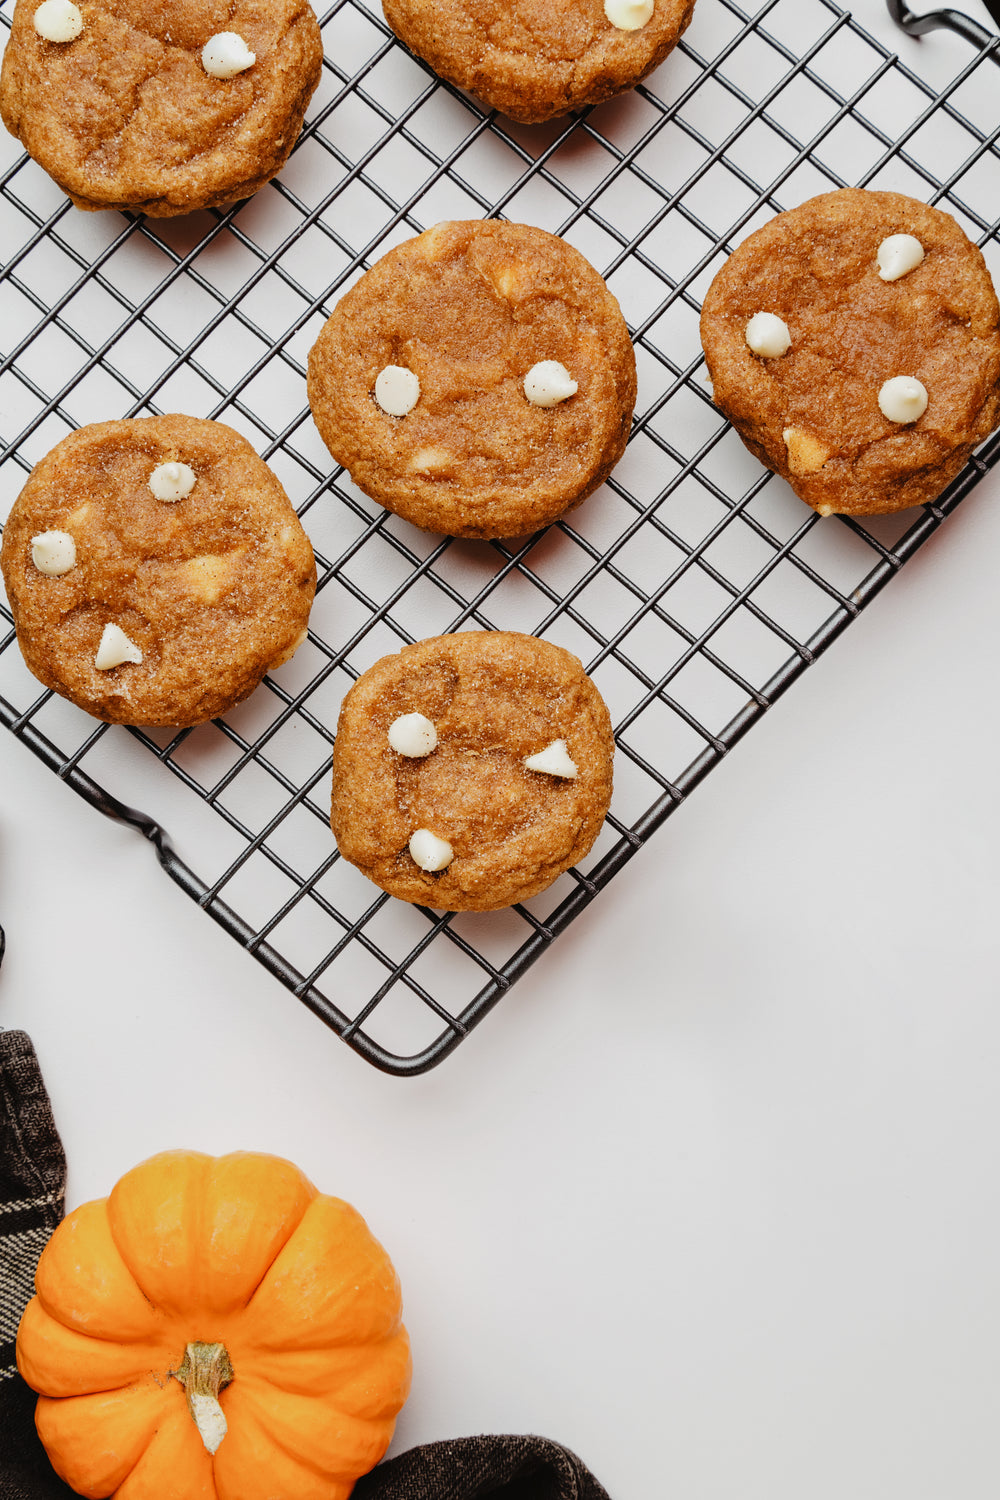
[33,0,83,43]
[524,739,578,779]
[388,712,438,758]
[95,624,143,671]
[878,376,928,424]
[745,312,791,359]
[408,828,453,872]
[409,446,453,474]
[149,461,196,503]
[181,552,243,604]
[604,0,654,29]
[523,361,579,408]
[30,531,76,576]
[66,501,91,528]
[201,32,256,79]
[877,234,924,282]
[374,366,420,417]
[414,224,450,260]
[488,261,533,302]
[783,425,831,475]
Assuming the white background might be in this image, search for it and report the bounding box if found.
[3,3,1000,1497]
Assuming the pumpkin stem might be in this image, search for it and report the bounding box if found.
[173,1341,234,1455]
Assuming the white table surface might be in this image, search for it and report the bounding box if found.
[3,3,1000,1498]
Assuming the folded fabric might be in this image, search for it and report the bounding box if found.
[0,1017,610,1500]
[0,1025,74,1500]
[353,1433,611,1499]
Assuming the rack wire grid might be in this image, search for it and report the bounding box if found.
[2,0,999,1073]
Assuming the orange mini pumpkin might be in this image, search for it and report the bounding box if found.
[16,1150,412,1500]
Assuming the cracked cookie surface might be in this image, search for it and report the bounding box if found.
[330,631,615,911]
[307,219,637,539]
[0,0,323,215]
[699,188,1000,517]
[382,0,696,122]
[1,415,316,725]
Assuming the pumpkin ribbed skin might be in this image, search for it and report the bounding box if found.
[16,1152,412,1500]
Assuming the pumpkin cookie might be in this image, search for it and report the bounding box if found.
[382,0,697,123]
[0,0,323,215]
[330,631,615,910]
[699,188,1000,517]
[1,415,316,725]
[307,220,637,539]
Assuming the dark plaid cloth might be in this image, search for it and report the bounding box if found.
[354,1435,611,1500]
[1,1033,67,1376]
[0,1018,74,1500]
[0,971,610,1500]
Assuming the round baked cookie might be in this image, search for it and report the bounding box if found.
[330,632,615,911]
[0,0,323,216]
[1,415,317,726]
[699,188,1000,517]
[307,219,637,540]
[382,0,697,123]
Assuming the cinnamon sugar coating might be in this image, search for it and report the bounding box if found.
[700,189,1000,517]
[382,0,697,123]
[307,220,637,540]
[1,416,316,726]
[331,632,614,911]
[0,0,323,215]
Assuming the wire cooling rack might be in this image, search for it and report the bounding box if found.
[2,1,999,1073]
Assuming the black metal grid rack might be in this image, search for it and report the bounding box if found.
[2,0,998,1072]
